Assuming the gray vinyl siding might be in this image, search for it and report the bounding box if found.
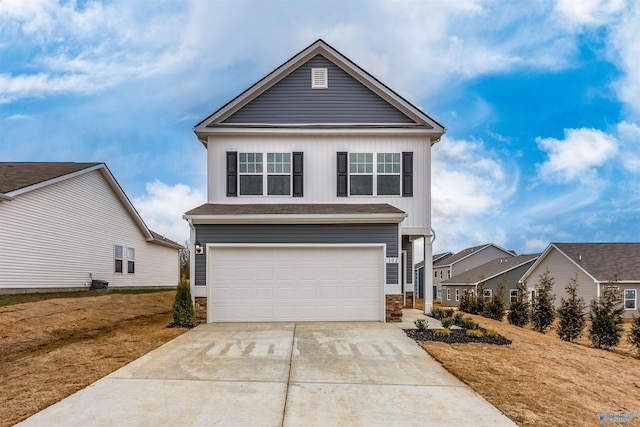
[194,223,398,286]
[222,55,416,124]
[402,235,412,285]
[482,261,536,308]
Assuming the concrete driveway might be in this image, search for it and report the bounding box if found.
[17,318,516,426]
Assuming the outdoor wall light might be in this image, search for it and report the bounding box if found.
[195,241,203,255]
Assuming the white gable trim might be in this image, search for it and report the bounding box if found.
[194,39,445,143]
[518,243,598,284]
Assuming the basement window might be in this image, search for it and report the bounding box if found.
[311,68,328,89]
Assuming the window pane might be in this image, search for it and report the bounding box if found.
[625,290,635,299]
[115,245,123,258]
[240,175,263,195]
[267,175,290,195]
[377,175,400,195]
[350,175,373,195]
[128,261,135,274]
[127,247,135,261]
[115,259,123,273]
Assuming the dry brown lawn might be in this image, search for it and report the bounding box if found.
[418,312,640,427]
[0,291,186,427]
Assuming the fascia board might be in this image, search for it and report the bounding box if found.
[200,126,441,138]
[0,193,14,201]
[518,244,554,283]
[183,212,407,225]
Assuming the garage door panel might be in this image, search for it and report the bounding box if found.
[209,246,383,322]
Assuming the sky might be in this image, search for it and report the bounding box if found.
[1,0,639,256]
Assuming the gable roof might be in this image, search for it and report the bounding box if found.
[433,243,515,267]
[194,39,445,144]
[0,162,182,250]
[441,254,540,285]
[522,243,640,283]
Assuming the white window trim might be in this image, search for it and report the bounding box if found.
[483,289,492,300]
[348,152,401,197]
[455,289,460,302]
[114,244,123,274]
[509,289,518,304]
[238,152,292,196]
[446,289,451,301]
[624,289,637,310]
[127,247,135,275]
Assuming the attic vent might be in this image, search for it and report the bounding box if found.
[311,68,328,89]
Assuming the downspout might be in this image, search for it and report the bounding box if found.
[187,218,196,306]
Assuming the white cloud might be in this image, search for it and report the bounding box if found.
[616,121,640,172]
[608,2,640,118]
[536,128,618,183]
[133,180,206,245]
[432,136,517,252]
[554,0,626,27]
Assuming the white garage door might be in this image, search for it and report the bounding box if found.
[208,245,384,322]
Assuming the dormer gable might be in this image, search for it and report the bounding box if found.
[194,39,445,144]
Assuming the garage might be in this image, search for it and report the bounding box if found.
[208,244,384,322]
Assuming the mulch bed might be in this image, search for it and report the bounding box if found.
[405,328,512,345]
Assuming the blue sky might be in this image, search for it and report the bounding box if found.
[1,0,639,255]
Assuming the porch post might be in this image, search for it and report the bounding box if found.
[423,233,433,315]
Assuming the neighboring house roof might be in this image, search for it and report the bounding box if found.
[194,39,446,144]
[184,203,407,224]
[0,162,182,250]
[415,252,452,270]
[441,254,540,286]
[433,243,514,267]
[521,243,640,284]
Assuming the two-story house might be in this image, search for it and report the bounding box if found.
[433,243,515,302]
[183,40,445,323]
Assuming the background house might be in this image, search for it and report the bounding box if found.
[0,162,182,293]
[415,252,452,299]
[184,39,445,323]
[439,254,539,307]
[433,243,515,302]
[520,243,640,319]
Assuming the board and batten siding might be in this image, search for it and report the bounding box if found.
[522,248,597,308]
[193,223,399,287]
[0,170,179,291]
[206,134,431,232]
[222,55,416,125]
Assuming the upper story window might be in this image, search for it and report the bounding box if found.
[238,152,291,196]
[337,151,411,197]
[348,152,401,196]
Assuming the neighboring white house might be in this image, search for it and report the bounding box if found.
[0,162,182,292]
[183,39,445,323]
[433,243,515,302]
[520,243,640,319]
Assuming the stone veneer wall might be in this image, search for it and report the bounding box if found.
[385,294,403,323]
[194,297,207,324]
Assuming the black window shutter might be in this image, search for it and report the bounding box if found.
[402,152,413,197]
[337,152,348,197]
[226,151,237,197]
[293,152,303,197]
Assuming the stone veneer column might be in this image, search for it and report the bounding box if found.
[194,297,207,324]
[404,291,414,308]
[385,294,403,322]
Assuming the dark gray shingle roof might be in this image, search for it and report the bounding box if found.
[441,254,540,285]
[185,203,405,216]
[0,162,101,193]
[553,243,640,282]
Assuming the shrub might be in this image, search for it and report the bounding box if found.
[441,317,454,329]
[466,329,483,338]
[508,281,530,327]
[460,317,479,330]
[453,311,464,324]
[414,319,429,332]
[629,314,640,358]
[458,289,472,313]
[484,282,506,321]
[435,328,451,337]
[486,330,500,338]
[531,270,556,333]
[429,308,444,319]
[172,279,195,327]
[589,284,624,349]
[472,283,486,315]
[556,276,586,342]
[444,308,455,318]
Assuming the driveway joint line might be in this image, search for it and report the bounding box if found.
[280,322,296,427]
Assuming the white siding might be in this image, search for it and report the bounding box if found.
[206,134,431,230]
[523,248,597,307]
[0,170,179,291]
